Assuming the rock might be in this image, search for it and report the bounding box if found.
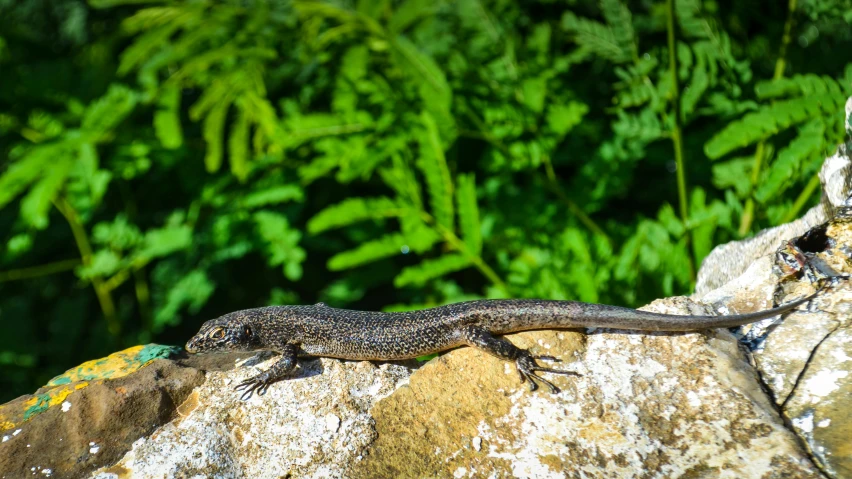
[353,313,822,478]
[89,356,413,479]
[0,345,204,479]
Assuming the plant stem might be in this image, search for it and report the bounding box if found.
[420,211,510,296]
[458,107,609,243]
[739,0,797,235]
[133,267,153,331]
[0,258,81,283]
[666,0,695,280]
[53,198,120,336]
[781,173,820,223]
[542,156,611,244]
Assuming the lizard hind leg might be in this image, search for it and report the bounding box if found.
[459,326,581,394]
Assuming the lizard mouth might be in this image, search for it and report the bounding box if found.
[185,340,199,354]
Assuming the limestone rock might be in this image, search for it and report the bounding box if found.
[353,310,822,478]
[89,356,413,479]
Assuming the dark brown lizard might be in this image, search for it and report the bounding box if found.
[186,287,821,400]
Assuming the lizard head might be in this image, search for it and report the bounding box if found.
[185,311,262,354]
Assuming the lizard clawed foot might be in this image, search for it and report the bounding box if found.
[515,352,580,394]
[235,372,274,401]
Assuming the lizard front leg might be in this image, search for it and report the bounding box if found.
[235,343,299,400]
[458,326,580,393]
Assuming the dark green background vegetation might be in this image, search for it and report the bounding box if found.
[1,0,851,402]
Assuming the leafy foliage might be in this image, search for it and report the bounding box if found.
[0,0,850,401]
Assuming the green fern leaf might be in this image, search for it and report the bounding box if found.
[394,254,471,288]
[188,80,230,122]
[755,120,825,203]
[600,0,637,61]
[328,233,408,270]
[400,215,440,253]
[521,75,548,113]
[254,211,306,281]
[711,156,752,197]
[118,6,187,35]
[308,197,407,234]
[681,45,710,118]
[704,93,845,159]
[560,11,628,63]
[282,113,371,148]
[135,224,193,261]
[675,0,709,39]
[391,36,452,113]
[240,185,304,209]
[0,144,56,210]
[546,101,589,136]
[455,173,482,255]
[229,107,251,181]
[380,156,424,210]
[756,74,844,99]
[118,20,184,76]
[153,269,215,332]
[20,156,74,229]
[81,84,137,138]
[417,111,455,231]
[202,100,230,173]
[243,92,282,141]
[389,0,435,33]
[154,86,183,149]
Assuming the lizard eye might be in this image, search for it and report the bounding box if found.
[209,328,225,340]
[243,326,252,338]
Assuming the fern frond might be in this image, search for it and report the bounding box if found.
[600,0,637,61]
[417,111,455,231]
[704,93,846,159]
[308,197,408,234]
[400,215,440,253]
[560,11,629,63]
[391,36,452,112]
[118,21,184,76]
[755,74,846,100]
[154,86,183,149]
[229,107,251,181]
[394,254,471,287]
[681,44,710,117]
[754,120,825,203]
[388,0,435,34]
[380,156,424,210]
[675,0,711,39]
[118,6,187,34]
[20,156,74,229]
[81,84,138,138]
[0,143,56,210]
[202,99,230,173]
[327,233,407,270]
[135,224,193,261]
[241,185,304,209]
[546,101,589,136]
[254,211,306,281]
[455,173,482,255]
[282,113,372,148]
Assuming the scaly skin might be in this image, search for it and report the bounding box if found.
[186,288,821,399]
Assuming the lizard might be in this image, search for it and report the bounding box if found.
[185,285,823,400]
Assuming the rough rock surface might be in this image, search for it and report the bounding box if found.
[0,354,204,479]
[90,356,413,479]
